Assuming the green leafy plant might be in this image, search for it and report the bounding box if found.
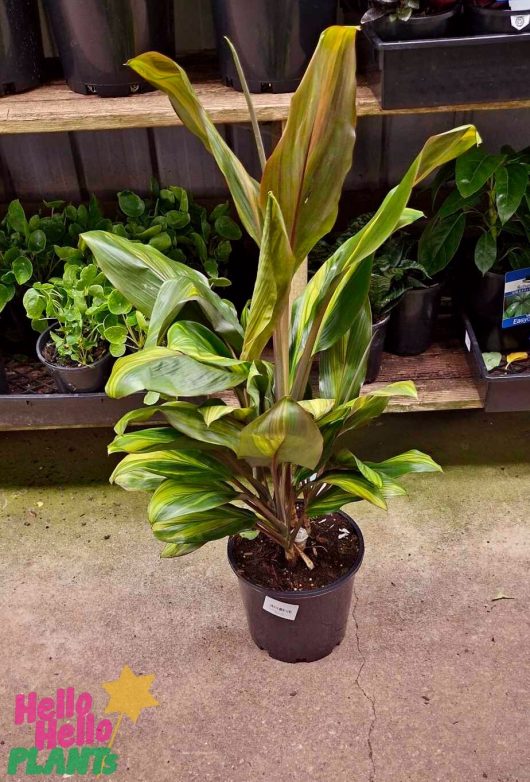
[419,146,530,276]
[312,214,430,321]
[23,262,148,365]
[81,28,479,564]
[111,180,241,286]
[0,196,112,313]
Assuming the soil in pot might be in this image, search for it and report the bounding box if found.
[228,512,365,663]
[44,0,174,96]
[0,0,44,96]
[365,313,390,384]
[212,0,338,93]
[364,6,460,41]
[37,327,113,393]
[386,284,442,356]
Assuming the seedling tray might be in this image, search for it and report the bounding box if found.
[362,28,530,109]
[462,313,530,412]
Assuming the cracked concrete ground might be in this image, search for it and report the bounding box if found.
[0,411,529,782]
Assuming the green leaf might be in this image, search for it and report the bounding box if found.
[149,232,173,253]
[260,26,358,261]
[105,347,248,399]
[82,231,185,316]
[316,473,387,510]
[160,542,204,558]
[456,149,505,198]
[149,479,235,526]
[12,256,33,285]
[237,397,323,469]
[108,426,210,454]
[365,450,442,479]
[150,504,256,545]
[111,449,231,491]
[0,283,15,311]
[6,199,28,236]
[108,289,132,316]
[127,52,263,244]
[241,193,296,360]
[482,352,502,372]
[118,190,146,218]
[495,164,528,225]
[28,229,47,254]
[418,213,466,277]
[146,275,243,351]
[214,215,242,240]
[475,232,497,274]
[319,299,372,404]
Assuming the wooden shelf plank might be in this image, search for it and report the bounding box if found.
[0,342,483,431]
[2,78,530,135]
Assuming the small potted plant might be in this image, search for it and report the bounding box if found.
[43,0,174,96]
[83,28,479,662]
[420,145,530,350]
[465,0,530,34]
[22,261,147,393]
[212,0,338,93]
[361,0,460,39]
[0,0,44,96]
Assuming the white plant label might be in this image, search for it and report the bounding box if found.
[465,331,471,352]
[263,596,299,621]
[511,13,530,29]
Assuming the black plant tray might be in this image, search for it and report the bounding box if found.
[462,313,530,413]
[362,28,530,109]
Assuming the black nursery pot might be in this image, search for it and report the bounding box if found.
[365,7,459,42]
[386,284,442,356]
[43,0,174,97]
[212,0,338,93]
[365,313,390,384]
[228,512,365,664]
[467,270,530,352]
[37,327,113,393]
[0,0,43,96]
[465,4,530,34]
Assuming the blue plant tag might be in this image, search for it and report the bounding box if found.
[502,267,530,329]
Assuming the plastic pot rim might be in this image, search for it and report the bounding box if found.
[36,324,111,372]
[227,510,365,601]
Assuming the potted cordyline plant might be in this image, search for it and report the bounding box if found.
[82,27,479,663]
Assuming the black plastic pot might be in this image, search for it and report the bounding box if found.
[228,512,364,663]
[463,312,530,412]
[466,270,530,352]
[364,6,459,41]
[212,0,339,93]
[386,284,442,356]
[0,0,43,96]
[0,355,8,394]
[362,27,530,109]
[37,327,113,393]
[365,313,390,384]
[43,0,174,97]
[466,4,530,34]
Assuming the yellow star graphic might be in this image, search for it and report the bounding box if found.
[102,665,159,724]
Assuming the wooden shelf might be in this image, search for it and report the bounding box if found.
[2,77,530,135]
[0,340,482,431]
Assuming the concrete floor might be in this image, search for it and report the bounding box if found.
[0,412,529,782]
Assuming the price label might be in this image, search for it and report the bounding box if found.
[263,596,299,621]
